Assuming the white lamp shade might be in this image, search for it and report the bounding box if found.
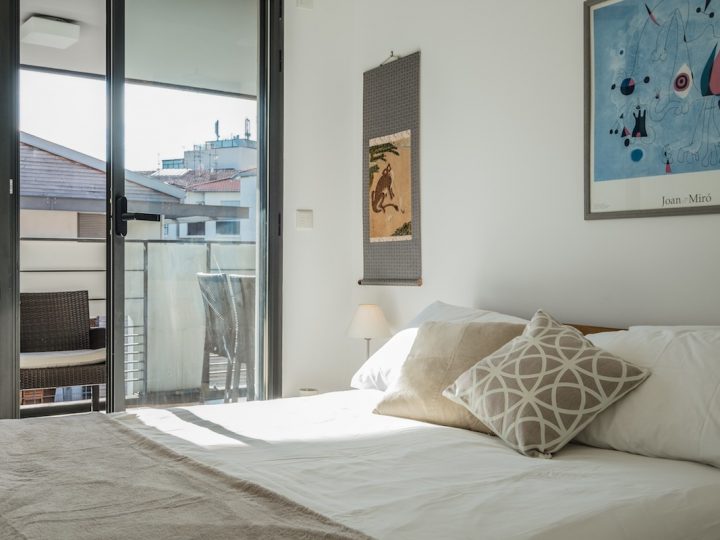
[347,304,392,339]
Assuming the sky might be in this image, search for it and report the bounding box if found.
[19,69,257,171]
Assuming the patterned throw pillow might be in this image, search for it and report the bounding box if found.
[443,310,649,458]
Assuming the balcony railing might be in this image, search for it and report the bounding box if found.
[20,237,256,407]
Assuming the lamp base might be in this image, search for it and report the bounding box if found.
[365,338,371,360]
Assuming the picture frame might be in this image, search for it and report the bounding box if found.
[584,0,720,219]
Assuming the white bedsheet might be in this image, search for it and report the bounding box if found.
[114,390,720,540]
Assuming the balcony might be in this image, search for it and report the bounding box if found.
[19,237,256,415]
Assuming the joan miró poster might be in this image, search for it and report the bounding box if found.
[587,0,720,217]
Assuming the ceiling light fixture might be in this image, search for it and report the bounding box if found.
[21,16,80,50]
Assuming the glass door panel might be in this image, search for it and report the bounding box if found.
[122,0,260,408]
[18,0,107,416]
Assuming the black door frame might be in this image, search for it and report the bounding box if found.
[0,0,282,417]
[106,0,125,413]
[0,0,20,420]
[260,0,284,400]
[106,0,284,411]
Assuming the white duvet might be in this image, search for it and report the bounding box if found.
[115,390,720,540]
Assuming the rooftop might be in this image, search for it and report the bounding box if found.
[161,168,242,189]
[151,168,193,178]
[205,137,257,150]
[20,132,184,212]
[18,132,249,220]
[189,179,242,192]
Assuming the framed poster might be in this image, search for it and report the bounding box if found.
[585,0,720,219]
[360,52,421,286]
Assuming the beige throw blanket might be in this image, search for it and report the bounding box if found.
[0,413,371,540]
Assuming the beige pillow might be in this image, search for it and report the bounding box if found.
[444,310,649,458]
[374,321,525,432]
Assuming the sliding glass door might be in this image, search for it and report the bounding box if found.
[0,0,282,418]
[18,0,108,417]
[114,0,263,409]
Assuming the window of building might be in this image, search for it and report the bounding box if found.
[186,222,206,236]
[162,158,185,169]
[216,220,240,235]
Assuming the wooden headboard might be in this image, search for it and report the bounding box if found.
[569,324,624,335]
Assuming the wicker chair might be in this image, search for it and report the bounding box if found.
[197,273,255,402]
[20,291,106,411]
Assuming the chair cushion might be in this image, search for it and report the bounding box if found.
[20,348,106,370]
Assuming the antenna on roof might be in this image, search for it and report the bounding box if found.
[214,120,220,141]
[245,118,251,140]
[380,50,402,66]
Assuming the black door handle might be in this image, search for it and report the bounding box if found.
[115,196,161,237]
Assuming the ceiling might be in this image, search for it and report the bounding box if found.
[20,0,258,96]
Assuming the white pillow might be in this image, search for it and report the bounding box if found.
[576,327,720,469]
[405,300,527,329]
[351,302,528,391]
[351,328,418,391]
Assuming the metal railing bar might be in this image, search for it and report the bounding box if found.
[20,237,254,246]
[20,269,106,273]
[132,239,253,245]
[20,268,248,275]
[20,237,106,243]
[20,236,259,397]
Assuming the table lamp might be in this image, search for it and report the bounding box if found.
[347,304,392,359]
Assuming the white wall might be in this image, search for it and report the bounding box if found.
[283,0,720,396]
[20,209,77,238]
[282,0,357,396]
[20,238,106,318]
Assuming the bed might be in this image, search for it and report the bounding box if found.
[2,306,719,539]
[117,390,720,540]
[2,389,719,539]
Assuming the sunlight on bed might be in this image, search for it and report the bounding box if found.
[128,407,255,448]
[123,390,432,449]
